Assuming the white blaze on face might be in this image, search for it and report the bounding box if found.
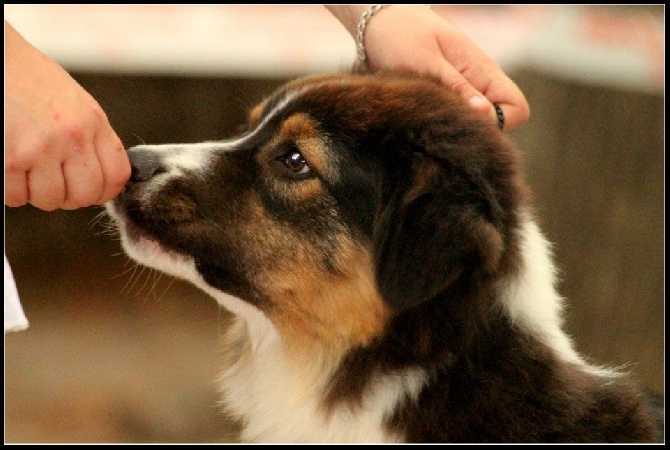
[124,88,306,199]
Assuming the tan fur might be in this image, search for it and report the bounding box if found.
[401,156,442,208]
[254,114,331,203]
[279,113,332,178]
[267,238,389,355]
[248,101,266,126]
[234,188,389,355]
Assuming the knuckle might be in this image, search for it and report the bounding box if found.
[63,119,87,146]
[10,134,52,165]
[30,131,55,157]
[93,104,109,123]
[87,100,111,127]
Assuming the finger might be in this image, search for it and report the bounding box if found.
[434,29,530,130]
[433,61,491,115]
[487,99,530,131]
[27,163,66,211]
[4,171,29,207]
[93,129,130,205]
[61,147,105,210]
[480,78,530,131]
[433,63,507,132]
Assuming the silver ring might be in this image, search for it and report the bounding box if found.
[493,103,505,130]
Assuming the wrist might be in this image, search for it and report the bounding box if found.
[324,5,370,37]
[355,5,390,63]
[329,5,433,65]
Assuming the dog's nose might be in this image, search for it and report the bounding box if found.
[128,146,167,183]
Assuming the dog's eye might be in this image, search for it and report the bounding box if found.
[280,150,311,176]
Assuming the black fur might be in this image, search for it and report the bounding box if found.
[110,71,664,443]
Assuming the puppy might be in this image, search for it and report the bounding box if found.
[106,71,664,443]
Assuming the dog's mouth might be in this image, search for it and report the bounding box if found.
[106,200,188,266]
[107,197,268,310]
[119,212,158,248]
[108,179,200,249]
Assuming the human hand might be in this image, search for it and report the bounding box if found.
[326,5,530,130]
[4,21,131,211]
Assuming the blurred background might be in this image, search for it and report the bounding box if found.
[4,5,664,443]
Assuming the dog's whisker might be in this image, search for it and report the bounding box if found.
[110,262,140,281]
[123,264,144,296]
[134,266,153,297]
[131,133,146,145]
[156,276,178,303]
[88,209,109,229]
[145,270,163,300]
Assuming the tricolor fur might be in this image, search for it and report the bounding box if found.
[106,71,664,443]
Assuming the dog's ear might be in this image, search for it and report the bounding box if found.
[373,130,513,312]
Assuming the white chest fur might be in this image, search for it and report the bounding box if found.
[217,319,425,443]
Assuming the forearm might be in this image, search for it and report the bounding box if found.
[5,20,33,63]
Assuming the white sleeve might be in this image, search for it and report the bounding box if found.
[4,253,29,333]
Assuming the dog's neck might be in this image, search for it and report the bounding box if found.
[213,211,604,366]
[215,212,624,443]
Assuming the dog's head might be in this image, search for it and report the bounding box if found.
[107,71,526,352]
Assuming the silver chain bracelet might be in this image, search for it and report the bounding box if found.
[356,5,432,64]
[356,5,389,63]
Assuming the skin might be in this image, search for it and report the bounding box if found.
[326,5,531,130]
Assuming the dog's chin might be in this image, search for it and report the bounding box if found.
[106,201,200,283]
[106,201,276,336]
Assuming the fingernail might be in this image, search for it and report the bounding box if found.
[468,95,489,110]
